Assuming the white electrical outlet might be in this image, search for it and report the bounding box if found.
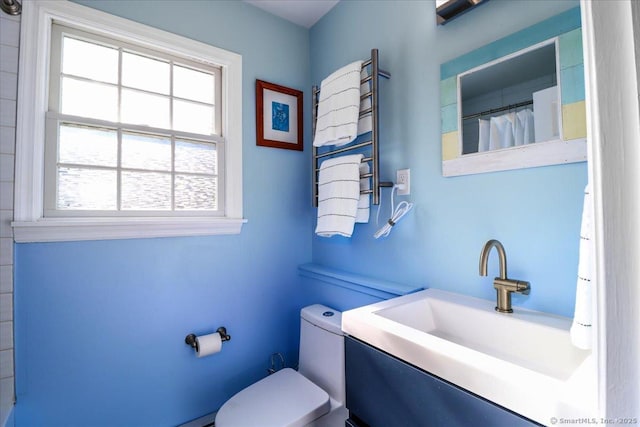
[396,169,410,196]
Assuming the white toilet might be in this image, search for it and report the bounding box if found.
[215,304,345,427]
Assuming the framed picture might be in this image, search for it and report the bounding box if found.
[256,79,303,151]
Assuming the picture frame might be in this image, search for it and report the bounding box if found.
[256,79,303,151]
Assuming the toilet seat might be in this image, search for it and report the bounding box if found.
[215,368,331,427]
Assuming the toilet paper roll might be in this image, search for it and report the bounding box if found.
[196,333,222,358]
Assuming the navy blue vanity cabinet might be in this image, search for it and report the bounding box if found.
[344,336,541,427]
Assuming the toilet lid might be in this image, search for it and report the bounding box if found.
[215,368,330,427]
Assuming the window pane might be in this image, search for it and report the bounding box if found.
[175,139,216,174]
[62,37,118,84]
[121,132,171,171]
[59,124,117,167]
[57,167,117,210]
[61,77,118,121]
[122,52,170,95]
[175,175,217,210]
[121,171,171,210]
[173,100,214,135]
[174,65,214,104]
[121,89,170,129]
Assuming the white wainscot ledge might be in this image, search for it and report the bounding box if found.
[12,217,247,243]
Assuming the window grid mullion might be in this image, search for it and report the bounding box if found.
[117,47,123,212]
[172,135,177,211]
[57,162,216,178]
[50,112,223,144]
[117,128,123,212]
[60,73,118,89]
[59,72,215,109]
[57,163,118,172]
[170,61,176,211]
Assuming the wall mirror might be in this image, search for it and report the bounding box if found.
[460,40,557,155]
[440,7,587,177]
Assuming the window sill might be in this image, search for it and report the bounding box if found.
[12,217,247,243]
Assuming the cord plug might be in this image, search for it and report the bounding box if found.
[373,185,414,239]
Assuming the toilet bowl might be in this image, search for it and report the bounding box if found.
[215,304,345,427]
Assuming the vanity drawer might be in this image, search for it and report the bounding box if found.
[345,336,541,427]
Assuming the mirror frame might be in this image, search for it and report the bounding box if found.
[440,7,587,177]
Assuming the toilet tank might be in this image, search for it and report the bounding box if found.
[298,304,345,406]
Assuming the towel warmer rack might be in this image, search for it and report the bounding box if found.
[312,48,392,207]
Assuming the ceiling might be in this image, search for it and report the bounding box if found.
[244,0,340,28]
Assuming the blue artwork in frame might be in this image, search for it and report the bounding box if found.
[272,101,290,132]
[256,79,303,151]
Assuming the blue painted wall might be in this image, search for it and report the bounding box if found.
[309,0,586,317]
[13,1,588,426]
[14,1,312,426]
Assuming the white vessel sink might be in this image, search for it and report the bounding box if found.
[342,288,595,425]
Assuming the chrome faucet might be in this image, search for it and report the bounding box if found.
[479,239,530,313]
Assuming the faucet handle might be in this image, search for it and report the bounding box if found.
[493,277,530,295]
[516,280,530,295]
[492,278,530,313]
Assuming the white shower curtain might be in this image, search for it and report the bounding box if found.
[478,108,535,152]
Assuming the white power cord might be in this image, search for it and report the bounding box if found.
[374,184,414,239]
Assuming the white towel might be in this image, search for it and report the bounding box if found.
[570,184,594,350]
[315,154,363,237]
[357,67,372,136]
[356,162,370,223]
[313,61,364,147]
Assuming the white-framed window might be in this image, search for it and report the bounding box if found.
[46,24,225,216]
[13,0,245,242]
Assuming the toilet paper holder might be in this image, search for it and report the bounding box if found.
[185,327,231,351]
